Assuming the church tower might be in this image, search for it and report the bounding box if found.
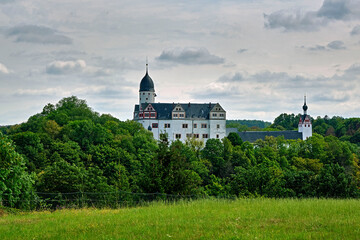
[139,63,156,106]
[298,95,312,140]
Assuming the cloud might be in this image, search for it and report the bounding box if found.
[237,49,248,54]
[313,93,350,103]
[316,0,351,20]
[218,72,244,82]
[0,63,9,74]
[327,40,346,50]
[46,60,86,75]
[6,25,72,45]
[264,0,360,32]
[190,63,360,107]
[308,45,327,51]
[304,40,346,51]
[156,47,225,65]
[350,25,360,35]
[264,10,324,32]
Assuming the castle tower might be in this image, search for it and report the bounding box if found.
[139,63,156,106]
[298,95,312,140]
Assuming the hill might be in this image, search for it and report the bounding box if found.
[0,96,359,210]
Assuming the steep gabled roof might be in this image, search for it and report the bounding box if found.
[134,103,223,120]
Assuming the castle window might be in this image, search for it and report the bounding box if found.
[148,93,150,95]
[220,113,224,117]
[216,134,219,139]
[186,134,192,138]
[146,98,148,100]
[152,123,158,128]
[145,113,149,117]
[203,134,208,138]
[143,93,145,95]
[182,124,188,128]
[212,113,217,117]
[193,124,197,128]
[201,123,207,128]
[173,114,178,117]
[150,113,156,117]
[194,134,199,138]
[179,114,185,118]
[217,124,220,129]
[175,134,181,139]
[164,123,171,128]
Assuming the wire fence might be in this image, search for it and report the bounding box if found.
[1,190,228,210]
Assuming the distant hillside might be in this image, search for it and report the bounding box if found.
[226,119,271,131]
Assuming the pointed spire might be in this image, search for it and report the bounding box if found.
[146,57,148,74]
[302,94,308,114]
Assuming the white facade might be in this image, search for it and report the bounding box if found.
[298,115,312,140]
[298,96,312,140]
[138,118,226,142]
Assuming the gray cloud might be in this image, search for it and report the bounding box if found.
[316,0,351,20]
[218,72,244,82]
[237,49,248,54]
[190,63,360,107]
[156,47,225,65]
[304,40,346,51]
[308,45,327,51]
[313,93,350,103]
[46,60,86,75]
[264,11,324,32]
[265,0,360,32]
[350,25,360,35]
[6,25,72,45]
[327,40,346,50]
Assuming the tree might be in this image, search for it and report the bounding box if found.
[0,133,35,209]
[316,164,359,197]
[227,132,243,146]
[201,139,224,177]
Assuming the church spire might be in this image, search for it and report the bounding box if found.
[146,57,148,74]
[302,94,308,114]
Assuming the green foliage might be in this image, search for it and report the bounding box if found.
[227,119,271,132]
[0,133,35,209]
[271,113,301,130]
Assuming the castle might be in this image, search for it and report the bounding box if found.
[133,65,227,142]
[133,65,312,143]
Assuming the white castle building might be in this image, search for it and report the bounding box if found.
[133,65,226,142]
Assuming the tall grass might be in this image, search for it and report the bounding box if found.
[1,198,359,239]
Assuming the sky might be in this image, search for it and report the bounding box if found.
[1,0,360,125]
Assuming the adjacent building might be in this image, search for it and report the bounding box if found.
[133,65,227,142]
[227,96,312,142]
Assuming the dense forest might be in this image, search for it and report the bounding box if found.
[1,96,360,210]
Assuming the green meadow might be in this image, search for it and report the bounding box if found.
[1,198,359,240]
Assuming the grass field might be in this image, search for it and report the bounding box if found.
[1,198,359,239]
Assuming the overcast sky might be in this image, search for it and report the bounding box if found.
[1,0,360,125]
